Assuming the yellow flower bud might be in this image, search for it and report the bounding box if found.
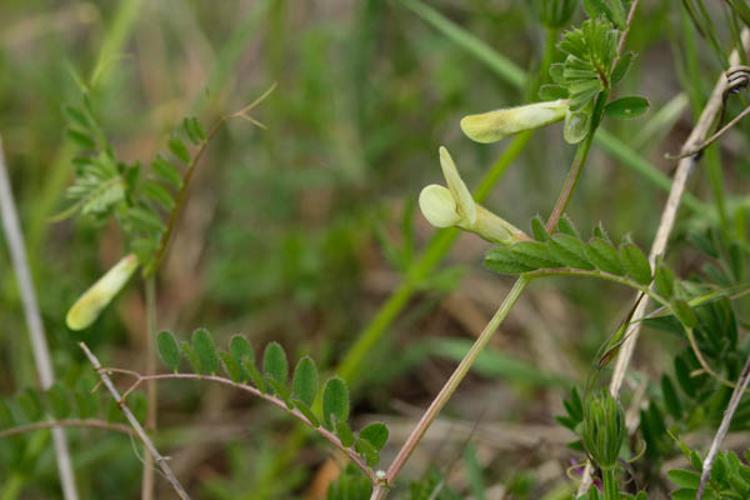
[66,254,139,331]
[460,99,569,144]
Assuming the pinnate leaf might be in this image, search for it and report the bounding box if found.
[549,234,594,269]
[585,237,623,274]
[485,247,534,275]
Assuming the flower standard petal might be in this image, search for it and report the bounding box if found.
[66,254,139,331]
[438,146,476,225]
[460,99,569,143]
[419,185,460,228]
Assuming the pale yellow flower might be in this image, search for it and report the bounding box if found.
[66,254,139,331]
[419,147,526,244]
[460,99,569,143]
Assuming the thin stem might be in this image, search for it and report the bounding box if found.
[142,276,157,500]
[146,119,223,277]
[0,136,79,500]
[79,343,190,500]
[614,0,641,65]
[381,277,529,487]
[0,419,134,439]
[112,372,376,481]
[546,83,611,233]
[147,86,275,277]
[697,351,750,498]
[602,467,619,500]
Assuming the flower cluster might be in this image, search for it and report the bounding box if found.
[419,147,526,244]
[418,97,573,241]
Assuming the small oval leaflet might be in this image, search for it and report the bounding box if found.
[157,330,181,372]
[604,96,650,119]
[322,377,350,431]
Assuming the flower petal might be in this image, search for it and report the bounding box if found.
[66,254,139,331]
[438,146,476,225]
[419,184,460,228]
[460,99,569,143]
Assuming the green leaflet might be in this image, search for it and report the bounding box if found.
[192,328,219,375]
[359,422,389,451]
[292,356,319,408]
[322,377,350,431]
[157,330,181,372]
[263,341,289,388]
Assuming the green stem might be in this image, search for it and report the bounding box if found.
[602,467,619,500]
[382,277,529,484]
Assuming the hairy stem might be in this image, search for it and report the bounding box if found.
[0,136,78,500]
[80,343,190,500]
[114,372,376,481]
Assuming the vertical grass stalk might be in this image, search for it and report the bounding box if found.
[0,137,79,500]
[141,276,158,500]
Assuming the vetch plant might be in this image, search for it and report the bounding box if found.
[7,0,750,498]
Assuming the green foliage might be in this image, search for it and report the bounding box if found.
[292,356,319,408]
[582,391,625,469]
[550,17,621,142]
[604,95,650,118]
[60,92,212,273]
[157,330,181,372]
[192,328,219,375]
[0,377,117,435]
[326,465,373,500]
[485,218,654,287]
[322,376,350,430]
[669,450,750,499]
[359,422,389,451]
[583,0,629,28]
[531,0,579,28]
[153,329,388,471]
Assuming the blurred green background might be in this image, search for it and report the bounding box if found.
[1,0,748,498]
